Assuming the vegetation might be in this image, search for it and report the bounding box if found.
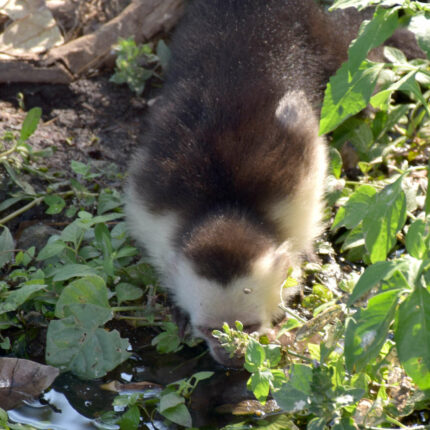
[0,0,429,428]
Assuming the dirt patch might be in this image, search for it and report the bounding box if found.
[0,75,148,173]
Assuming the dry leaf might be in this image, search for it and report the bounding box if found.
[0,357,59,410]
[0,0,63,59]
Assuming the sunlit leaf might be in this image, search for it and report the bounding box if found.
[395,285,430,391]
[345,289,401,372]
[362,176,407,263]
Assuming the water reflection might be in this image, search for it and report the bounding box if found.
[9,389,97,430]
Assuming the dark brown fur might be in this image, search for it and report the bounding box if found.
[127,0,424,342]
[128,0,348,284]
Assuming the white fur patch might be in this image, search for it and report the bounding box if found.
[267,136,327,254]
[125,183,179,271]
[168,248,287,334]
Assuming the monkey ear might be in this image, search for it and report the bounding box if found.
[275,91,319,138]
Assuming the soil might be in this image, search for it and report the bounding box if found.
[0,75,148,174]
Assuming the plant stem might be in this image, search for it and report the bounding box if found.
[0,196,44,226]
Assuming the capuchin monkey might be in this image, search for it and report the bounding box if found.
[126,0,423,366]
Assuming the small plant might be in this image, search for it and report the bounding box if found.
[110,371,213,429]
[110,38,170,95]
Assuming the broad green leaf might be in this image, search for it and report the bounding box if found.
[273,365,312,413]
[43,195,66,215]
[347,8,398,72]
[362,176,407,263]
[94,223,113,256]
[55,275,110,318]
[37,240,66,261]
[115,283,143,305]
[408,13,430,59]
[0,282,46,315]
[20,107,42,141]
[119,405,140,430]
[247,369,272,404]
[191,371,214,383]
[160,403,192,428]
[406,219,428,259]
[320,61,384,134]
[395,286,430,391]
[51,264,99,282]
[71,160,91,177]
[348,260,400,305]
[332,185,376,232]
[46,303,130,379]
[152,322,181,353]
[60,221,90,245]
[264,344,282,368]
[383,46,407,64]
[97,190,122,215]
[0,226,14,270]
[244,339,266,372]
[345,289,401,372]
[159,392,184,412]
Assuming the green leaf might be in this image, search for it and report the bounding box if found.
[55,275,110,318]
[71,160,91,177]
[119,405,140,430]
[161,404,192,428]
[332,416,357,430]
[320,61,384,135]
[51,264,99,282]
[0,226,14,270]
[406,219,428,259]
[273,364,312,413]
[247,369,272,404]
[329,147,342,179]
[115,283,143,305]
[20,107,42,141]
[159,392,192,428]
[94,223,113,256]
[244,339,266,372]
[348,260,399,305]
[308,417,327,430]
[37,240,66,261]
[347,8,398,72]
[43,195,66,215]
[383,46,407,64]
[345,289,401,373]
[330,0,378,10]
[152,322,181,354]
[408,13,430,59]
[0,282,46,315]
[362,176,407,263]
[264,344,282,368]
[332,185,376,232]
[159,392,184,412]
[46,303,130,379]
[395,286,430,391]
[371,70,430,116]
